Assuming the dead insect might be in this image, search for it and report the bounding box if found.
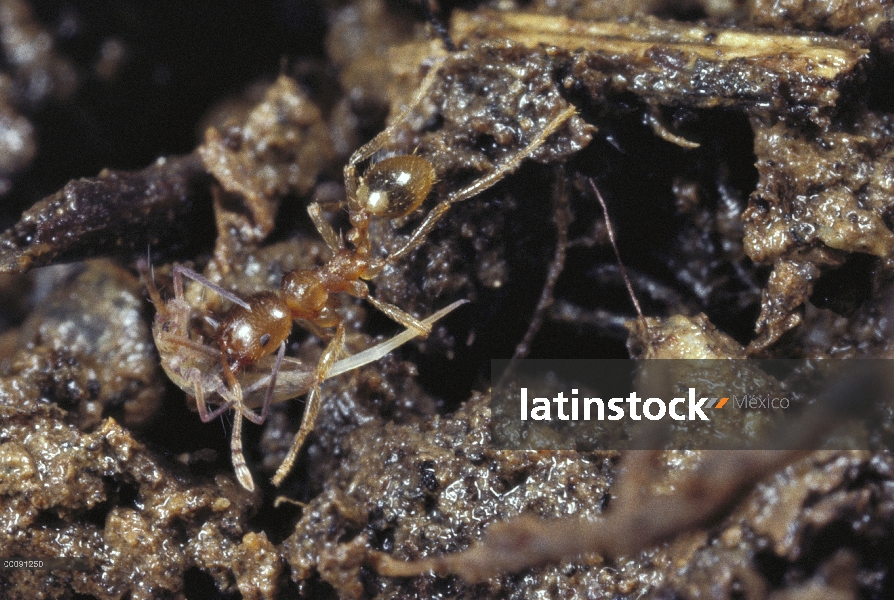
[142,260,465,491]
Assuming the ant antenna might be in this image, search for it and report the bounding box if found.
[420,0,456,52]
[588,179,644,322]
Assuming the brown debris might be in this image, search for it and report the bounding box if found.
[745,115,894,264]
[232,532,283,600]
[528,0,655,20]
[198,75,335,240]
[380,345,894,588]
[0,153,210,274]
[628,313,748,359]
[0,259,163,428]
[0,404,262,599]
[750,257,825,351]
[453,10,868,125]
[743,113,894,348]
[654,451,894,599]
[371,449,805,583]
[365,37,593,183]
[281,384,891,598]
[282,394,636,598]
[749,0,894,36]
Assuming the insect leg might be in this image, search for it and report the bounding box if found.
[217,353,256,491]
[230,402,255,491]
[241,341,286,425]
[192,368,236,422]
[308,202,343,253]
[173,265,251,310]
[365,294,431,337]
[271,323,346,486]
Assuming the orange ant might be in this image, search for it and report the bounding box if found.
[245,64,577,478]
[144,55,578,491]
[143,259,464,491]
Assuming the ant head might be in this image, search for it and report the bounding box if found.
[356,155,436,219]
[218,292,291,369]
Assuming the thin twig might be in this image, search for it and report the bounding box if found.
[513,170,570,359]
[589,179,644,322]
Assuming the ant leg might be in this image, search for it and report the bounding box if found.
[241,341,286,426]
[365,294,431,337]
[230,404,255,491]
[271,323,346,486]
[297,318,335,342]
[219,356,255,491]
[389,105,578,262]
[308,203,343,253]
[386,199,451,264]
[191,369,236,422]
[345,279,431,336]
[173,265,251,310]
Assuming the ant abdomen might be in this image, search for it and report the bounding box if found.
[218,291,291,368]
[357,155,436,218]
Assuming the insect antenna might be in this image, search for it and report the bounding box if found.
[420,0,456,52]
[588,179,645,324]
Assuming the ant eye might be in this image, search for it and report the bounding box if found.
[259,333,271,346]
[359,155,435,218]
